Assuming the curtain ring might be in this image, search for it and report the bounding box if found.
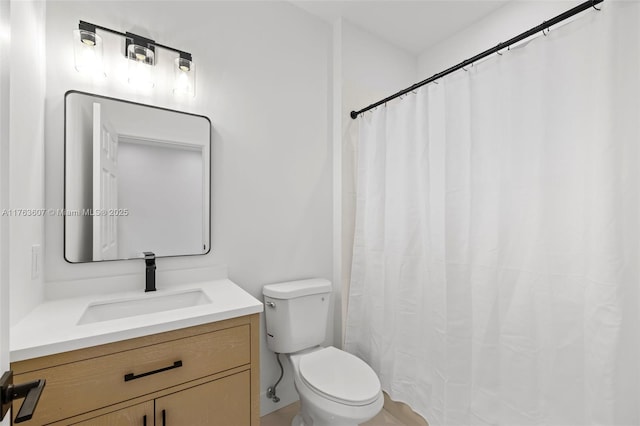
[592,0,601,10]
[542,21,549,36]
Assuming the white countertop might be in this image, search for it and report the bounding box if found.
[10,279,264,362]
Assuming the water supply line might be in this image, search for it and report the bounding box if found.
[266,353,284,403]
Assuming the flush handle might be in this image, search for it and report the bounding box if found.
[266,301,276,308]
[0,371,46,423]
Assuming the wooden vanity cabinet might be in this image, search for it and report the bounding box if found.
[10,314,260,426]
[155,370,250,425]
[71,402,154,426]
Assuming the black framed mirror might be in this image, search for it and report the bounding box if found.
[64,91,211,263]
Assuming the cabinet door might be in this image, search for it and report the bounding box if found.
[156,370,250,426]
[71,401,153,426]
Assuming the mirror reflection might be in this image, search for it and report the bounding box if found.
[64,91,211,263]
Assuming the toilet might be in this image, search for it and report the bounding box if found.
[263,278,383,426]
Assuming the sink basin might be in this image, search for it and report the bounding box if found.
[77,289,211,325]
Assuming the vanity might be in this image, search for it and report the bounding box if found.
[9,280,263,425]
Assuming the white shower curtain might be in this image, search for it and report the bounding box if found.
[344,3,640,425]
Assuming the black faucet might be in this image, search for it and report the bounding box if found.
[143,252,156,292]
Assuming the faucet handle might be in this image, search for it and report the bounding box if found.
[143,252,155,266]
[143,252,157,292]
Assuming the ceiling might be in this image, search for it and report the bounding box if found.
[292,0,510,55]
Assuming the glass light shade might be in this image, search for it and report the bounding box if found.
[173,58,196,97]
[73,29,104,76]
[127,44,155,88]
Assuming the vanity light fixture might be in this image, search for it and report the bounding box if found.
[73,20,195,96]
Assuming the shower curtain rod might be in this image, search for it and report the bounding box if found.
[350,0,603,119]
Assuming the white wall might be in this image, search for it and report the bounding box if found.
[9,0,47,324]
[43,0,332,415]
[0,1,11,407]
[340,21,418,338]
[418,1,583,76]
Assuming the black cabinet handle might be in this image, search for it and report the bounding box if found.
[143,414,147,426]
[124,360,183,382]
[162,409,166,426]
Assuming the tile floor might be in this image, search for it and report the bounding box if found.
[260,401,407,426]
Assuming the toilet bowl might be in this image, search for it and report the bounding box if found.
[288,346,383,426]
[263,279,383,426]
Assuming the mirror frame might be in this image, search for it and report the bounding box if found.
[63,90,212,263]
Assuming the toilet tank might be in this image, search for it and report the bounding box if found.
[263,278,331,354]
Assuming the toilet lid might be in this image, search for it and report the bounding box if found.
[299,347,380,406]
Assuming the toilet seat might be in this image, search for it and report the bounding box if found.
[298,346,380,406]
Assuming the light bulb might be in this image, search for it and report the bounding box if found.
[73,29,104,76]
[173,57,195,97]
[175,72,190,90]
[127,44,154,88]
